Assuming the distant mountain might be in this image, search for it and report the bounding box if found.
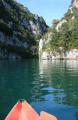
[0,0,48,59]
[40,0,78,60]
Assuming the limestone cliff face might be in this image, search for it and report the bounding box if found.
[72,0,78,8]
[40,0,78,60]
[55,0,78,32]
[0,0,48,59]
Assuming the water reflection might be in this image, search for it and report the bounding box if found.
[66,60,78,69]
[31,60,78,120]
[38,60,78,106]
[0,60,78,120]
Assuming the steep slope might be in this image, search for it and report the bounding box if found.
[40,0,78,60]
[0,0,48,59]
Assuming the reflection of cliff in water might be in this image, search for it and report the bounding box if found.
[66,60,78,69]
[0,60,78,119]
[38,60,78,106]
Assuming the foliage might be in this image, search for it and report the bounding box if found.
[0,20,13,36]
[0,43,35,58]
[64,9,73,21]
[0,0,48,58]
[45,7,78,51]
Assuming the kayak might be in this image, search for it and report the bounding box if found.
[40,111,57,120]
[5,100,40,120]
[5,100,57,120]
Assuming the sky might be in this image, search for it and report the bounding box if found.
[17,0,71,26]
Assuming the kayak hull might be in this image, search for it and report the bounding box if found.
[5,100,41,120]
[40,111,57,120]
[5,100,57,120]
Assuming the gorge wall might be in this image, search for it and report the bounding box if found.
[0,0,48,59]
[40,0,78,60]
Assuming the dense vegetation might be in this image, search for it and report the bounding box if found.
[0,0,48,58]
[44,7,78,52]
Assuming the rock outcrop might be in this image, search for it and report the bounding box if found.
[40,0,78,60]
[55,0,78,32]
[72,0,78,8]
[55,19,67,32]
[41,49,78,60]
[0,0,48,59]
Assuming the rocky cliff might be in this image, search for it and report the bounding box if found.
[72,0,78,8]
[40,0,78,60]
[55,0,78,32]
[0,0,48,59]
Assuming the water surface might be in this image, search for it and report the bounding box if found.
[0,60,78,120]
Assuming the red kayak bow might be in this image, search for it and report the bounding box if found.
[5,100,57,120]
[5,100,41,120]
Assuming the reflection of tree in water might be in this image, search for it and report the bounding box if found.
[38,60,78,106]
[30,60,54,101]
[52,61,78,106]
[0,60,78,120]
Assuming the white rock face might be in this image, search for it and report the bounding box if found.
[41,51,51,60]
[66,49,78,59]
[72,0,78,8]
[69,7,74,14]
[39,39,44,52]
[29,21,37,34]
[56,19,67,31]
[72,16,75,20]
[41,49,78,60]
[29,20,41,35]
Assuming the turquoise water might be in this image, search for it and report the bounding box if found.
[0,60,78,120]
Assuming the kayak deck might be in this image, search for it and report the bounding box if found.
[5,100,57,120]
